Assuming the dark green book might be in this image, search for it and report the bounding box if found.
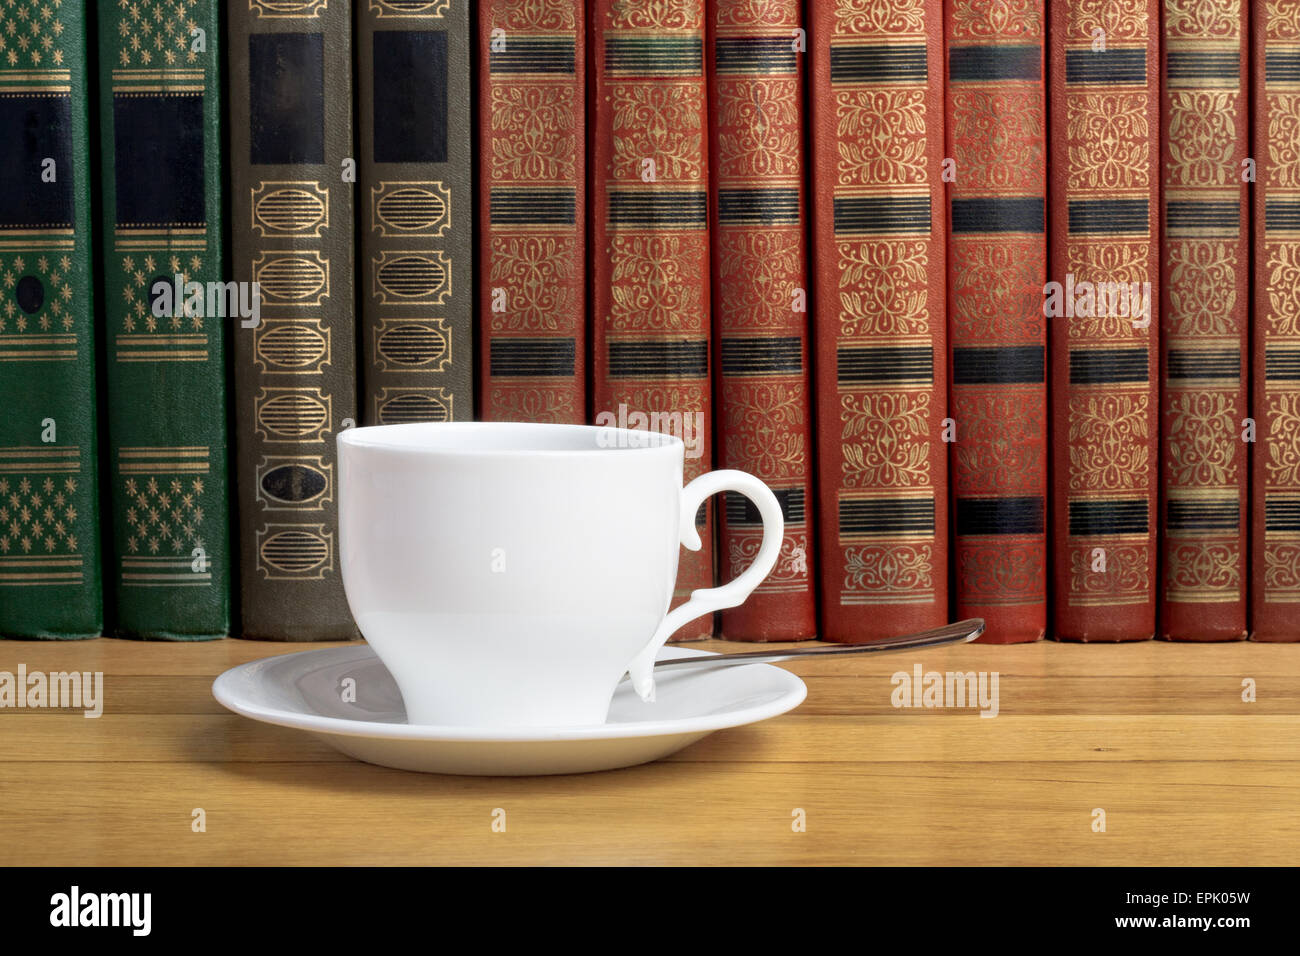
[95,0,230,638]
[0,0,103,638]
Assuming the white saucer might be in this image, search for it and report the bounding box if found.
[212,644,806,775]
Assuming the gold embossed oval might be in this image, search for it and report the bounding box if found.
[376,323,446,367]
[254,187,326,235]
[376,255,445,299]
[256,324,328,369]
[257,256,326,302]
[260,529,329,575]
[258,393,328,438]
[377,187,445,232]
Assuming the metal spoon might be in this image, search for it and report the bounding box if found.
[651,618,985,672]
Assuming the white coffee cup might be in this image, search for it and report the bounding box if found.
[337,421,783,727]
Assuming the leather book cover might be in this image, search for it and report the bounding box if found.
[1048,0,1160,641]
[810,0,948,642]
[1253,1,1300,641]
[1160,0,1248,641]
[478,0,585,424]
[0,0,103,638]
[590,0,715,640]
[227,0,358,640]
[357,0,472,426]
[96,0,231,639]
[944,0,1047,643]
[708,0,816,641]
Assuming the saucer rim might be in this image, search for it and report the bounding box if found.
[211,644,807,743]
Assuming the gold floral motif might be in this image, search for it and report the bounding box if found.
[957,544,1046,604]
[606,234,706,331]
[951,392,1046,495]
[1164,391,1238,486]
[1066,0,1148,41]
[836,240,930,337]
[490,85,579,182]
[1266,94,1300,187]
[488,235,579,333]
[1265,242,1300,335]
[715,78,801,178]
[728,534,811,590]
[1068,544,1149,600]
[1164,0,1240,39]
[1166,91,1237,187]
[1264,239,1294,309]
[1267,0,1300,41]
[948,0,1042,40]
[840,391,931,488]
[950,240,1044,340]
[1067,393,1151,492]
[843,544,933,599]
[722,382,808,480]
[716,230,804,330]
[1166,541,1240,601]
[1166,239,1237,336]
[832,0,927,36]
[1265,392,1300,489]
[1064,241,1152,340]
[950,89,1045,190]
[499,0,577,31]
[608,0,701,30]
[486,386,579,424]
[610,83,706,182]
[714,0,798,29]
[834,89,927,186]
[1067,93,1151,190]
[1264,543,1300,596]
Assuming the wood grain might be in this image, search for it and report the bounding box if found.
[0,638,1296,865]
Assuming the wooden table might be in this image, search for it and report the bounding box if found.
[1,637,1296,865]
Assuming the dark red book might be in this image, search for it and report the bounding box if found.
[810,0,948,642]
[1253,1,1300,641]
[944,0,1047,643]
[1160,0,1248,640]
[590,0,714,639]
[707,0,816,640]
[1048,0,1160,641]
[478,1,586,424]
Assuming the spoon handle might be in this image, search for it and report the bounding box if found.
[653,618,986,671]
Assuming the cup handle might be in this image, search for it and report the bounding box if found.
[626,469,785,702]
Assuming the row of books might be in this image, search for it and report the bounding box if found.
[0,0,1294,646]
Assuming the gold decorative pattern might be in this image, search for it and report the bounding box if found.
[840,391,932,488]
[371,182,451,237]
[371,250,451,305]
[253,319,330,374]
[487,234,579,332]
[372,318,450,373]
[257,523,333,580]
[254,388,331,444]
[835,240,930,337]
[252,182,329,237]
[253,252,329,306]
[1067,392,1151,492]
[251,1,329,18]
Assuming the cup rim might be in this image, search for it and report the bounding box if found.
[336,420,684,457]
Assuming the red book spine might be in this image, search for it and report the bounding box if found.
[1048,0,1160,641]
[944,0,1048,643]
[590,1,715,639]
[810,0,948,642]
[1160,0,1249,641]
[707,0,816,640]
[478,1,587,424]
[1252,1,1300,641]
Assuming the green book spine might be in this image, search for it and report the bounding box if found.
[96,0,230,639]
[0,0,103,638]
